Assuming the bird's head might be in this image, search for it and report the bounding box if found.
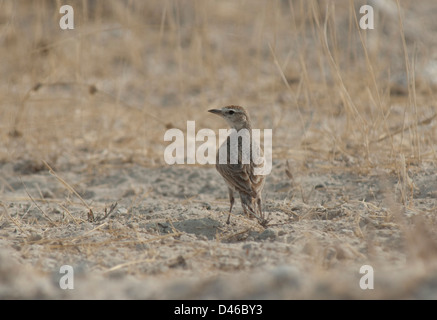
[208,105,251,130]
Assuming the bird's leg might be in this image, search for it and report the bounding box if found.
[240,194,251,218]
[242,204,250,218]
[226,188,235,224]
[256,197,262,219]
[256,197,270,227]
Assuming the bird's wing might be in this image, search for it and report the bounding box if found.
[216,136,265,197]
[216,162,255,197]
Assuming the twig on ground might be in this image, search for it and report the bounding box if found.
[43,160,94,221]
[0,202,29,235]
[21,178,56,225]
[95,202,118,222]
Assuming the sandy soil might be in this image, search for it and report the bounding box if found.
[1,0,437,299]
[1,157,437,299]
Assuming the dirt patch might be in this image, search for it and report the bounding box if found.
[1,160,437,299]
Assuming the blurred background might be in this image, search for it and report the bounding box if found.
[1,0,436,170]
[1,0,437,300]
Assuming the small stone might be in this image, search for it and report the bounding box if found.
[27,233,42,242]
[271,265,301,286]
[123,189,136,197]
[179,234,192,241]
[257,228,277,241]
[169,255,187,269]
[242,243,252,250]
[118,208,128,215]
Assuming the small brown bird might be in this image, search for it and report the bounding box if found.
[208,105,268,226]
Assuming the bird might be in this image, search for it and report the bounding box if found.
[208,105,268,226]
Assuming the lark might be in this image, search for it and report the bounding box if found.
[208,106,268,226]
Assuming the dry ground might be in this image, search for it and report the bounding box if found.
[1,0,437,299]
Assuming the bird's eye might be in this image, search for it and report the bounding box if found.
[228,110,235,115]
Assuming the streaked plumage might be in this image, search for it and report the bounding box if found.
[208,106,268,226]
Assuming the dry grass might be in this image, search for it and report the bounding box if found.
[1,1,436,164]
[1,0,437,299]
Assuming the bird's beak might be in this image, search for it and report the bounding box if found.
[208,109,222,115]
